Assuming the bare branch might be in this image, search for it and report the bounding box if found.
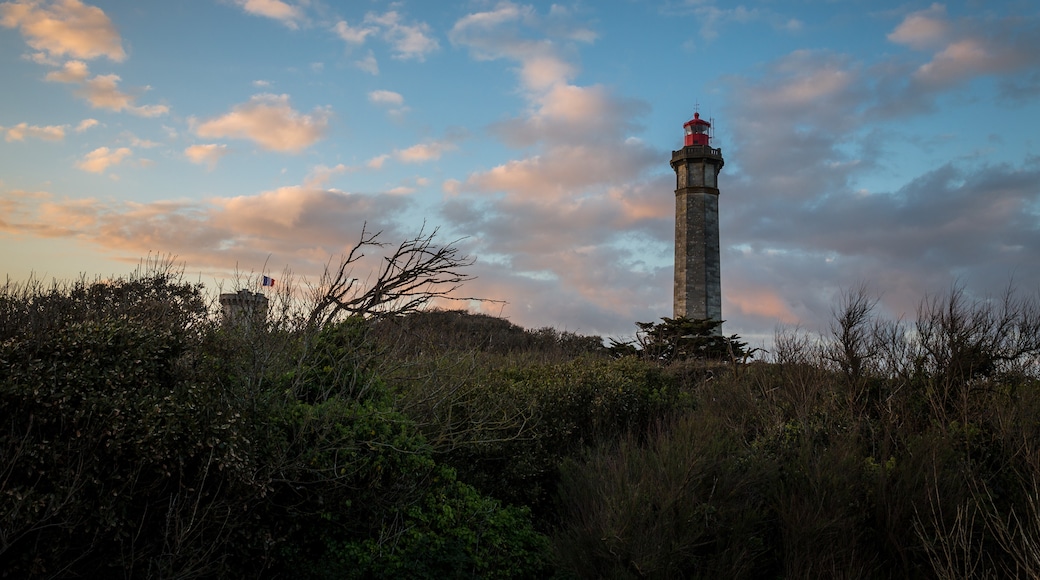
[307,223,486,328]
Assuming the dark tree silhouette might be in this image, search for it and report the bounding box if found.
[307,224,487,327]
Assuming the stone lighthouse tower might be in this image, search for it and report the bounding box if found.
[671,112,724,326]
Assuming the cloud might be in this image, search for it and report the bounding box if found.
[437,3,676,336]
[887,3,950,50]
[334,19,375,44]
[662,1,801,43]
[364,11,439,61]
[41,59,168,117]
[76,146,131,173]
[75,118,98,132]
[366,154,389,169]
[885,5,1040,94]
[233,0,303,29]
[74,73,169,116]
[184,144,229,169]
[0,0,125,61]
[725,286,799,325]
[303,163,352,188]
[394,141,456,163]
[128,135,160,148]
[721,50,874,205]
[913,38,1020,89]
[435,225,671,337]
[0,185,412,273]
[192,94,331,153]
[450,1,595,63]
[708,28,1040,342]
[450,3,647,147]
[354,50,379,75]
[450,3,563,82]
[492,84,650,148]
[334,11,438,62]
[437,3,1039,342]
[44,59,89,82]
[3,122,66,141]
[460,143,657,200]
[367,89,404,106]
[368,89,408,118]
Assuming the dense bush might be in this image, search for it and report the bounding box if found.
[0,274,551,578]
[5,268,1040,578]
[548,285,1040,579]
[555,412,775,578]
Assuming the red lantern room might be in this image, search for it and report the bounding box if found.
[683,112,711,147]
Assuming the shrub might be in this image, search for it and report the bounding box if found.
[0,274,552,578]
[429,356,691,519]
[553,412,776,579]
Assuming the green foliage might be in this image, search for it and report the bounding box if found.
[370,308,607,359]
[294,317,385,403]
[298,469,551,579]
[1,318,251,576]
[554,413,776,579]
[0,273,550,578]
[427,356,693,518]
[258,395,551,579]
[6,268,1040,578]
[610,316,749,362]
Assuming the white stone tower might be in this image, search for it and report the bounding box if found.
[671,112,724,326]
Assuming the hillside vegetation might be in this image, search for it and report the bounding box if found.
[3,266,1040,578]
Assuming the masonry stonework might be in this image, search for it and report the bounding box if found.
[671,129,724,328]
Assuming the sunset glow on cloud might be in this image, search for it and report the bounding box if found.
[1,0,125,61]
[2,1,1039,347]
[234,0,302,28]
[184,143,229,169]
[192,94,330,153]
[3,122,65,141]
[75,146,131,173]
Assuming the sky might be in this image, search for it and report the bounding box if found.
[2,0,1039,348]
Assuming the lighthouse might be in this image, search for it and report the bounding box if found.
[671,112,724,328]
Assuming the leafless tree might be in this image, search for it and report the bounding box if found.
[915,283,1040,384]
[307,224,485,328]
[827,284,883,382]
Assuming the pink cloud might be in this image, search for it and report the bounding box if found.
[3,122,66,141]
[888,3,951,50]
[74,118,97,132]
[461,143,656,199]
[44,58,89,82]
[394,141,455,163]
[366,154,389,169]
[76,146,131,173]
[193,94,330,153]
[0,185,411,273]
[234,0,303,29]
[887,5,1039,91]
[0,0,125,61]
[913,38,1020,88]
[39,59,167,116]
[725,286,799,325]
[184,144,229,169]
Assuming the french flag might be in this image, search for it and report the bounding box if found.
[262,275,276,287]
